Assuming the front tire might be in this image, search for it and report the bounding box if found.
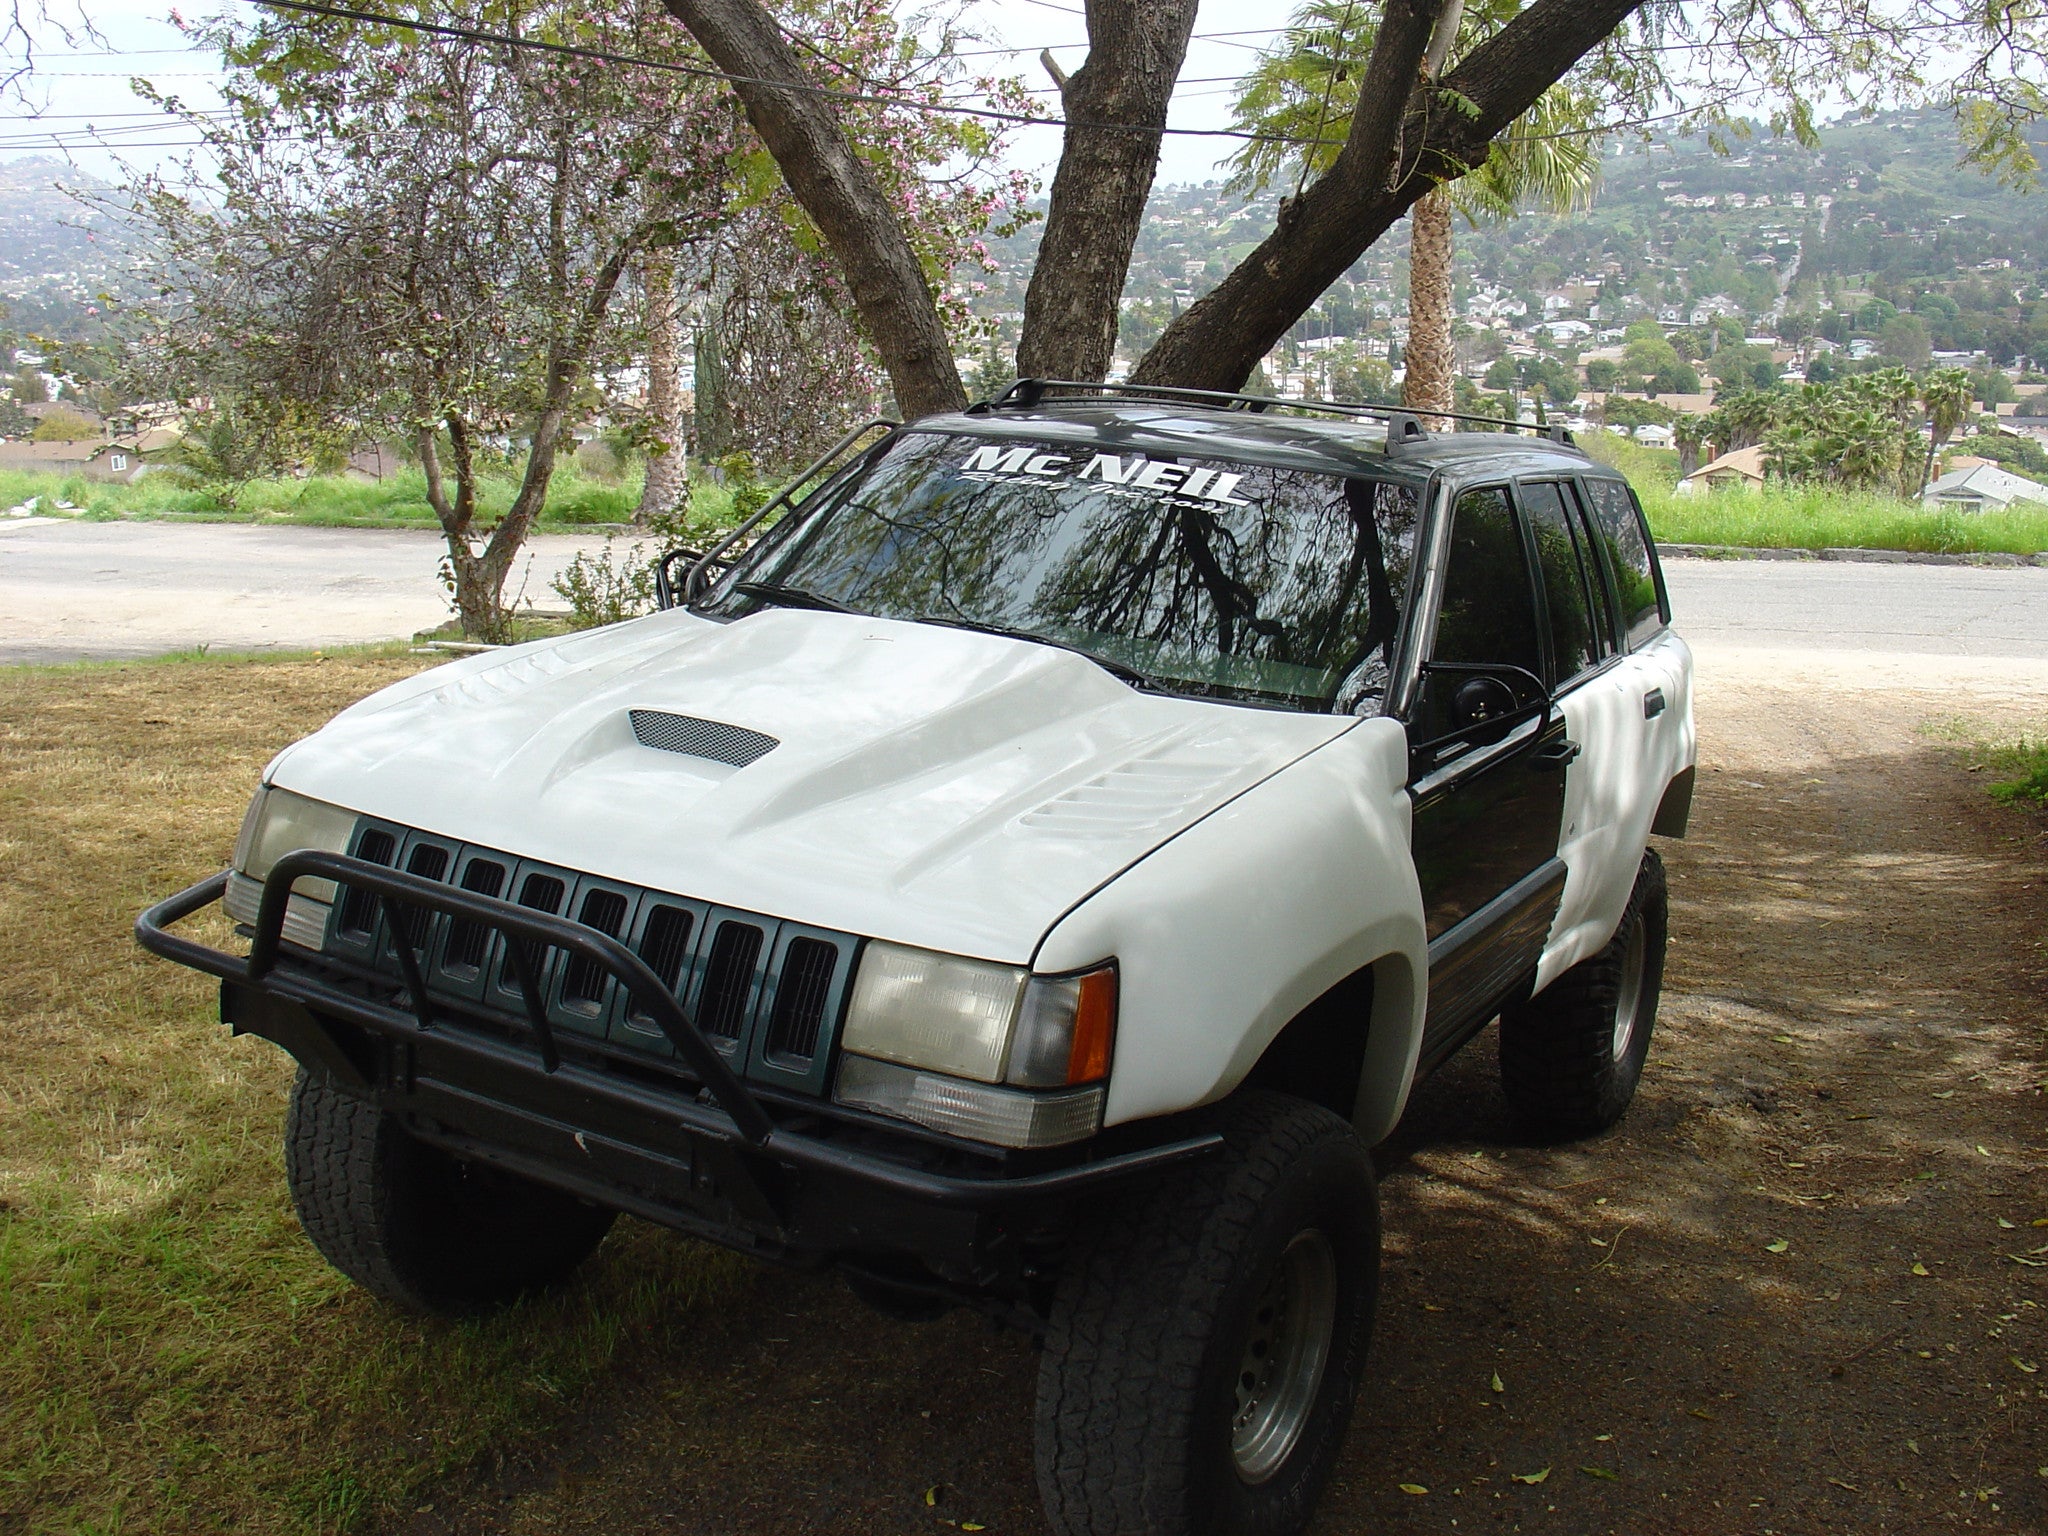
[284,1066,616,1314]
[1034,1092,1379,1536]
[1499,848,1667,1139]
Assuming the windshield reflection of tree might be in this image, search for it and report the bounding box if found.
[770,440,1419,708]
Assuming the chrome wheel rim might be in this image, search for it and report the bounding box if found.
[1230,1229,1338,1484]
[1612,917,1648,1061]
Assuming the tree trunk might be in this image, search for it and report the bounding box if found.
[1016,0,1200,382]
[659,0,966,419]
[636,254,689,523]
[1401,188,1456,425]
[1133,0,1647,390]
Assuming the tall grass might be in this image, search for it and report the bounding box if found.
[1640,482,2048,555]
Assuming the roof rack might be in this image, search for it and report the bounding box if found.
[968,377,1580,449]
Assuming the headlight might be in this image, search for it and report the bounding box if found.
[223,786,359,945]
[835,942,1117,1146]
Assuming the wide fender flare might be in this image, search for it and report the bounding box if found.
[1033,717,1428,1142]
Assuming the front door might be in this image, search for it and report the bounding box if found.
[1405,484,1575,1067]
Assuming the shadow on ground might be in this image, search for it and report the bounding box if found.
[396,678,2048,1536]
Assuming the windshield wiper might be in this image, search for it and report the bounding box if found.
[733,580,857,614]
[913,615,1156,689]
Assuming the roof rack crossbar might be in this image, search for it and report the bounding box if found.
[970,378,1580,449]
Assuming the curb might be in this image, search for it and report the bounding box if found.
[1656,543,2048,568]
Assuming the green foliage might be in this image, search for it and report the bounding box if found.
[1987,739,2048,807]
[28,407,99,442]
[1963,433,2048,478]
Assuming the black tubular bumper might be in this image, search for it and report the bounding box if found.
[135,857,1219,1249]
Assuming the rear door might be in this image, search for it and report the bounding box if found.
[1532,473,1692,987]
[1405,484,1576,1068]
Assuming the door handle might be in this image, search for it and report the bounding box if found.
[1529,738,1582,768]
[1643,687,1667,719]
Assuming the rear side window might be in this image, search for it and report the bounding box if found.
[1409,486,1544,746]
[1581,477,1667,648]
[1517,480,1600,685]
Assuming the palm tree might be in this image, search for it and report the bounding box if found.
[1918,366,1976,494]
[1228,0,1599,424]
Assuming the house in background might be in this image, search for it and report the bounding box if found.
[1674,444,1767,495]
[0,435,168,484]
[1921,462,2048,513]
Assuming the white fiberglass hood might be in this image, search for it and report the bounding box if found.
[268,606,1356,962]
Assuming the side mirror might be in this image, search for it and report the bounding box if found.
[1453,675,1517,733]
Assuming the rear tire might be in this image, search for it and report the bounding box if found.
[284,1065,616,1314]
[1499,849,1667,1139]
[1034,1091,1378,1536]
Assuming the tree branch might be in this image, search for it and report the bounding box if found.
[1015,0,1199,382]
[659,0,966,418]
[1133,0,1647,390]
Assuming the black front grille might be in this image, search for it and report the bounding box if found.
[696,920,765,1038]
[765,937,838,1062]
[629,710,778,767]
[319,819,851,1094]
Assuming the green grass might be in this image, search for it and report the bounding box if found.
[1,466,747,532]
[1985,737,2048,806]
[1577,429,2048,555]
[0,653,753,1534]
[1640,482,2048,555]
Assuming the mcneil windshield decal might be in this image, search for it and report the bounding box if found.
[955,445,1257,506]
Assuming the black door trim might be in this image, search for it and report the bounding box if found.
[1419,856,1568,1074]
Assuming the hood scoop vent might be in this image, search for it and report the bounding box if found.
[629,709,779,767]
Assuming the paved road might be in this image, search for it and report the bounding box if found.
[0,520,614,664]
[4,519,2048,665]
[1661,557,2048,660]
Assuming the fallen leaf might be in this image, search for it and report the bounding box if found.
[962,1525,985,1532]
[1689,1408,1715,1421]
[1589,1237,1608,1247]
[1580,1466,1619,1480]
[2010,1254,2048,1268]
[1399,1483,1429,1495]
[1847,1113,1874,1121]
[2034,1218,2048,1228]
[1423,1302,1445,1312]
[2015,1358,2040,1375]
[1977,1145,1992,1157]
[1829,1478,1861,1491]
[1931,1090,1955,1099]
[1491,1373,1505,1393]
[925,1486,943,1507]
[1767,1239,1790,1254]
[1510,1469,1551,1485]
[1773,1034,1797,1044]
[1911,1262,1930,1276]
[1594,1434,1613,1442]
[1999,1218,2018,1230]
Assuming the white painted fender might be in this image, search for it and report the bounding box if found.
[1033,716,1429,1145]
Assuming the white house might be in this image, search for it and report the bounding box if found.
[1632,423,1676,448]
[1921,463,2048,513]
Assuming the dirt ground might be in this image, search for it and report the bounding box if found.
[359,650,2048,1536]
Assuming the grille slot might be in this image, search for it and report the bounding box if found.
[629,710,778,767]
[763,937,838,1063]
[501,872,568,999]
[696,920,765,1039]
[390,842,449,955]
[627,904,696,1027]
[443,858,507,975]
[560,888,630,1014]
[336,828,398,937]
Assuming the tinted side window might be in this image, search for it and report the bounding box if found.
[1518,480,1599,684]
[1582,477,1667,648]
[1411,486,1543,744]
[1559,479,1617,651]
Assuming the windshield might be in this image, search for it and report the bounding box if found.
[707,431,1422,711]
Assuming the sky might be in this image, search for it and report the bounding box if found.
[0,0,1298,187]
